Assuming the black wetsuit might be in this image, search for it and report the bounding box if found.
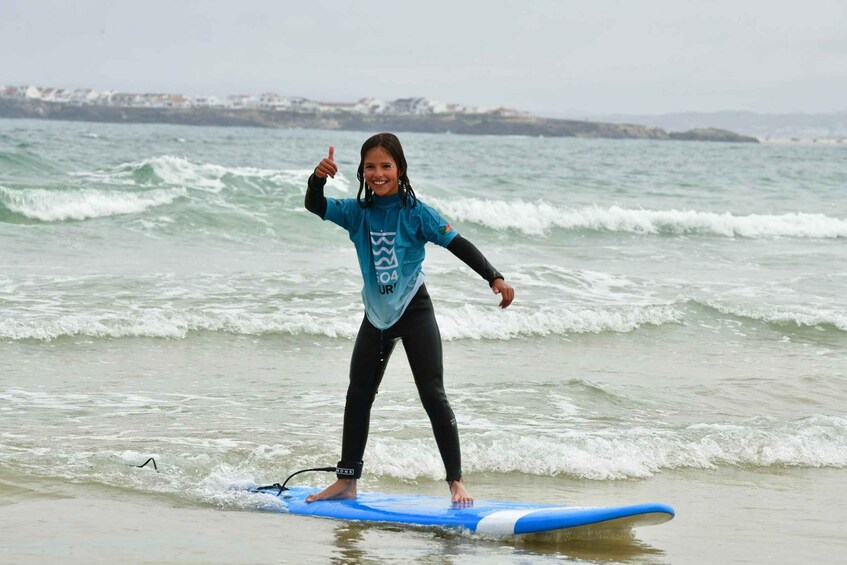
[306,174,503,481]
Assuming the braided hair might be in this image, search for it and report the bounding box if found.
[356,133,418,208]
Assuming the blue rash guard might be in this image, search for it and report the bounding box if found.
[323,191,458,329]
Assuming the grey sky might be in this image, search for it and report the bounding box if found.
[2,0,845,116]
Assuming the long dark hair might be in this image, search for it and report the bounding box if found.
[356,133,418,208]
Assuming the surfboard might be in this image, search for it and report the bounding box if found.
[250,486,674,536]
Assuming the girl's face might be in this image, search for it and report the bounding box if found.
[363,146,400,197]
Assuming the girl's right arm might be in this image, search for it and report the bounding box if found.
[305,146,337,219]
[305,173,327,218]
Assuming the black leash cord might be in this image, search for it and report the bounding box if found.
[136,457,158,472]
[131,457,333,495]
[255,466,336,496]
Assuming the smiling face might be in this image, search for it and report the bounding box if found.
[363,146,401,197]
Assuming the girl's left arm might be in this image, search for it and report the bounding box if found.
[447,235,515,308]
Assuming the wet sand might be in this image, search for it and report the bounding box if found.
[3,467,846,564]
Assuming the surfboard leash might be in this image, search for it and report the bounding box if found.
[255,466,337,496]
[131,457,335,496]
[135,457,159,472]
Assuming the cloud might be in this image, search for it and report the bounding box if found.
[2,0,844,114]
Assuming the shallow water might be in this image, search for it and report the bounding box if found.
[1,119,845,563]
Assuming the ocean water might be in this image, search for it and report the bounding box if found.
[1,118,846,564]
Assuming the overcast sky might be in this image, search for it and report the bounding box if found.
[2,0,845,116]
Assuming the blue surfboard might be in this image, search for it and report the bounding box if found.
[250,486,674,536]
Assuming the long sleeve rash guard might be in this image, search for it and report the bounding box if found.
[306,174,504,328]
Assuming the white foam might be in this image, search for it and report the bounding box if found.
[73,155,351,194]
[0,309,363,341]
[437,303,685,340]
[0,301,683,342]
[426,196,847,238]
[703,300,847,331]
[362,415,847,480]
[4,414,843,500]
[0,185,184,221]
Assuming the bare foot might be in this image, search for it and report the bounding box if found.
[305,478,357,503]
[449,479,473,505]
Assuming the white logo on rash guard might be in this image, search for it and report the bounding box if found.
[370,231,399,294]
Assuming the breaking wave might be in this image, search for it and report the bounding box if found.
[427,197,847,238]
[72,154,350,194]
[0,302,684,342]
[367,414,847,480]
[0,185,185,221]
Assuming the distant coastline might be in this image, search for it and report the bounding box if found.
[0,98,759,143]
[578,110,847,143]
[0,85,758,143]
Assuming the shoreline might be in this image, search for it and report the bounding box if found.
[3,466,846,564]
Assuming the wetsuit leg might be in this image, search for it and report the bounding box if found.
[399,288,463,482]
[338,316,398,475]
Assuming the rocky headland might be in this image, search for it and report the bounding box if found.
[0,98,759,143]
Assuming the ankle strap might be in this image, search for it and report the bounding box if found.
[336,460,363,479]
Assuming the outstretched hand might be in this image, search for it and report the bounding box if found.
[315,146,338,179]
[491,279,515,309]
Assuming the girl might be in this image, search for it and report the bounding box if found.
[304,133,514,504]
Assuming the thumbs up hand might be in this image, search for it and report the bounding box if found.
[315,146,338,179]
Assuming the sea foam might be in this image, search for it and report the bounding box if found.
[0,302,684,342]
[426,196,847,238]
[0,309,361,341]
[362,414,847,480]
[74,155,351,194]
[437,303,684,340]
[702,300,847,332]
[0,185,185,222]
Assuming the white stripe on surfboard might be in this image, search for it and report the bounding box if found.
[474,509,537,535]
